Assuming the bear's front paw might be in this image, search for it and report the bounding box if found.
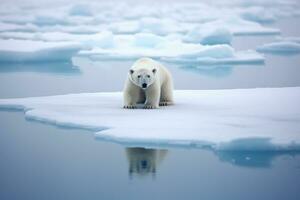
[123,105,137,109]
[159,101,172,106]
[143,104,158,109]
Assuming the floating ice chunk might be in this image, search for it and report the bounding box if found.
[182,17,279,45]
[0,39,81,62]
[257,41,300,54]
[183,26,232,45]
[205,17,280,36]
[239,7,276,23]
[0,87,299,151]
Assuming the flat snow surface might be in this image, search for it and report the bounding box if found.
[0,87,299,151]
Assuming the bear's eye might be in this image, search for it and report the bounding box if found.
[147,75,150,78]
[137,75,141,78]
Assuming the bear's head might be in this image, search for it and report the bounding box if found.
[129,68,157,89]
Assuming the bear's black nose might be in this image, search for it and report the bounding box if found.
[142,83,147,88]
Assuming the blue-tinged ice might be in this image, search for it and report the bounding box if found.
[257,37,300,54]
[183,27,232,45]
[239,7,276,23]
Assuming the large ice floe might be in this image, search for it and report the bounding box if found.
[0,87,299,151]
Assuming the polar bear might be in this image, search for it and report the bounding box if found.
[123,57,174,109]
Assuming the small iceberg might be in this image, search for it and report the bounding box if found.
[239,6,276,23]
[0,87,299,151]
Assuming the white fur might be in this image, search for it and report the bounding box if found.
[123,57,174,109]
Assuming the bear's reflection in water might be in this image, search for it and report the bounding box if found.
[126,148,168,178]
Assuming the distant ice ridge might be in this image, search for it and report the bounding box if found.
[0,39,81,62]
[0,87,299,151]
[257,37,300,54]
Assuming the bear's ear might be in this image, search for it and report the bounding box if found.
[129,69,134,74]
[152,68,157,74]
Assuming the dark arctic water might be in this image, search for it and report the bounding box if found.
[1,18,300,200]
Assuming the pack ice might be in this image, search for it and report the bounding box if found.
[0,87,299,151]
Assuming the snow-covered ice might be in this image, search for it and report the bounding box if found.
[0,87,299,151]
